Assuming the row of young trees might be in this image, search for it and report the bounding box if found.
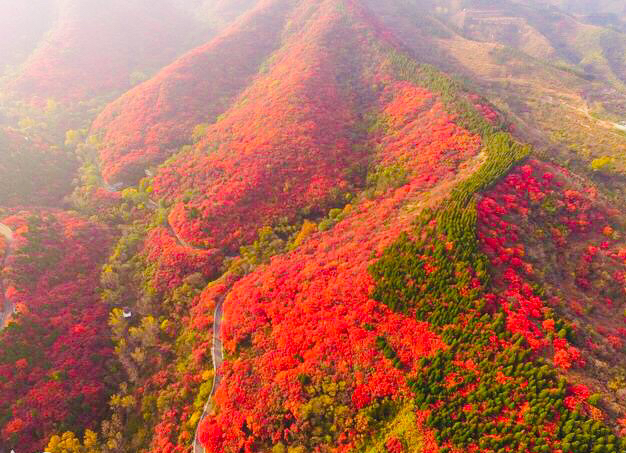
[478,159,626,419]
[368,50,625,453]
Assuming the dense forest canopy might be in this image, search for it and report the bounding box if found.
[1,1,626,452]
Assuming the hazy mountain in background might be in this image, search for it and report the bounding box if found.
[0,0,57,72]
[1,0,257,101]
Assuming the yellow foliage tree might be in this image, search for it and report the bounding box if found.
[291,220,317,249]
[46,430,101,453]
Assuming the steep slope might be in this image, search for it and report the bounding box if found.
[477,160,626,422]
[7,0,215,102]
[193,52,624,453]
[91,0,295,186]
[179,3,626,452]
[44,1,621,452]
[57,1,490,450]
[195,89,486,451]
[151,0,383,254]
[148,0,484,266]
[0,210,113,453]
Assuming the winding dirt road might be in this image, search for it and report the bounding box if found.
[193,295,225,453]
[104,184,225,453]
[0,222,14,329]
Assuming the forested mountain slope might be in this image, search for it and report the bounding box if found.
[367,0,626,199]
[90,0,303,186]
[2,0,256,103]
[0,210,113,452]
[1,1,626,452]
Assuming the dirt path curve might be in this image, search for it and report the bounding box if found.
[0,223,14,329]
[571,104,626,133]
